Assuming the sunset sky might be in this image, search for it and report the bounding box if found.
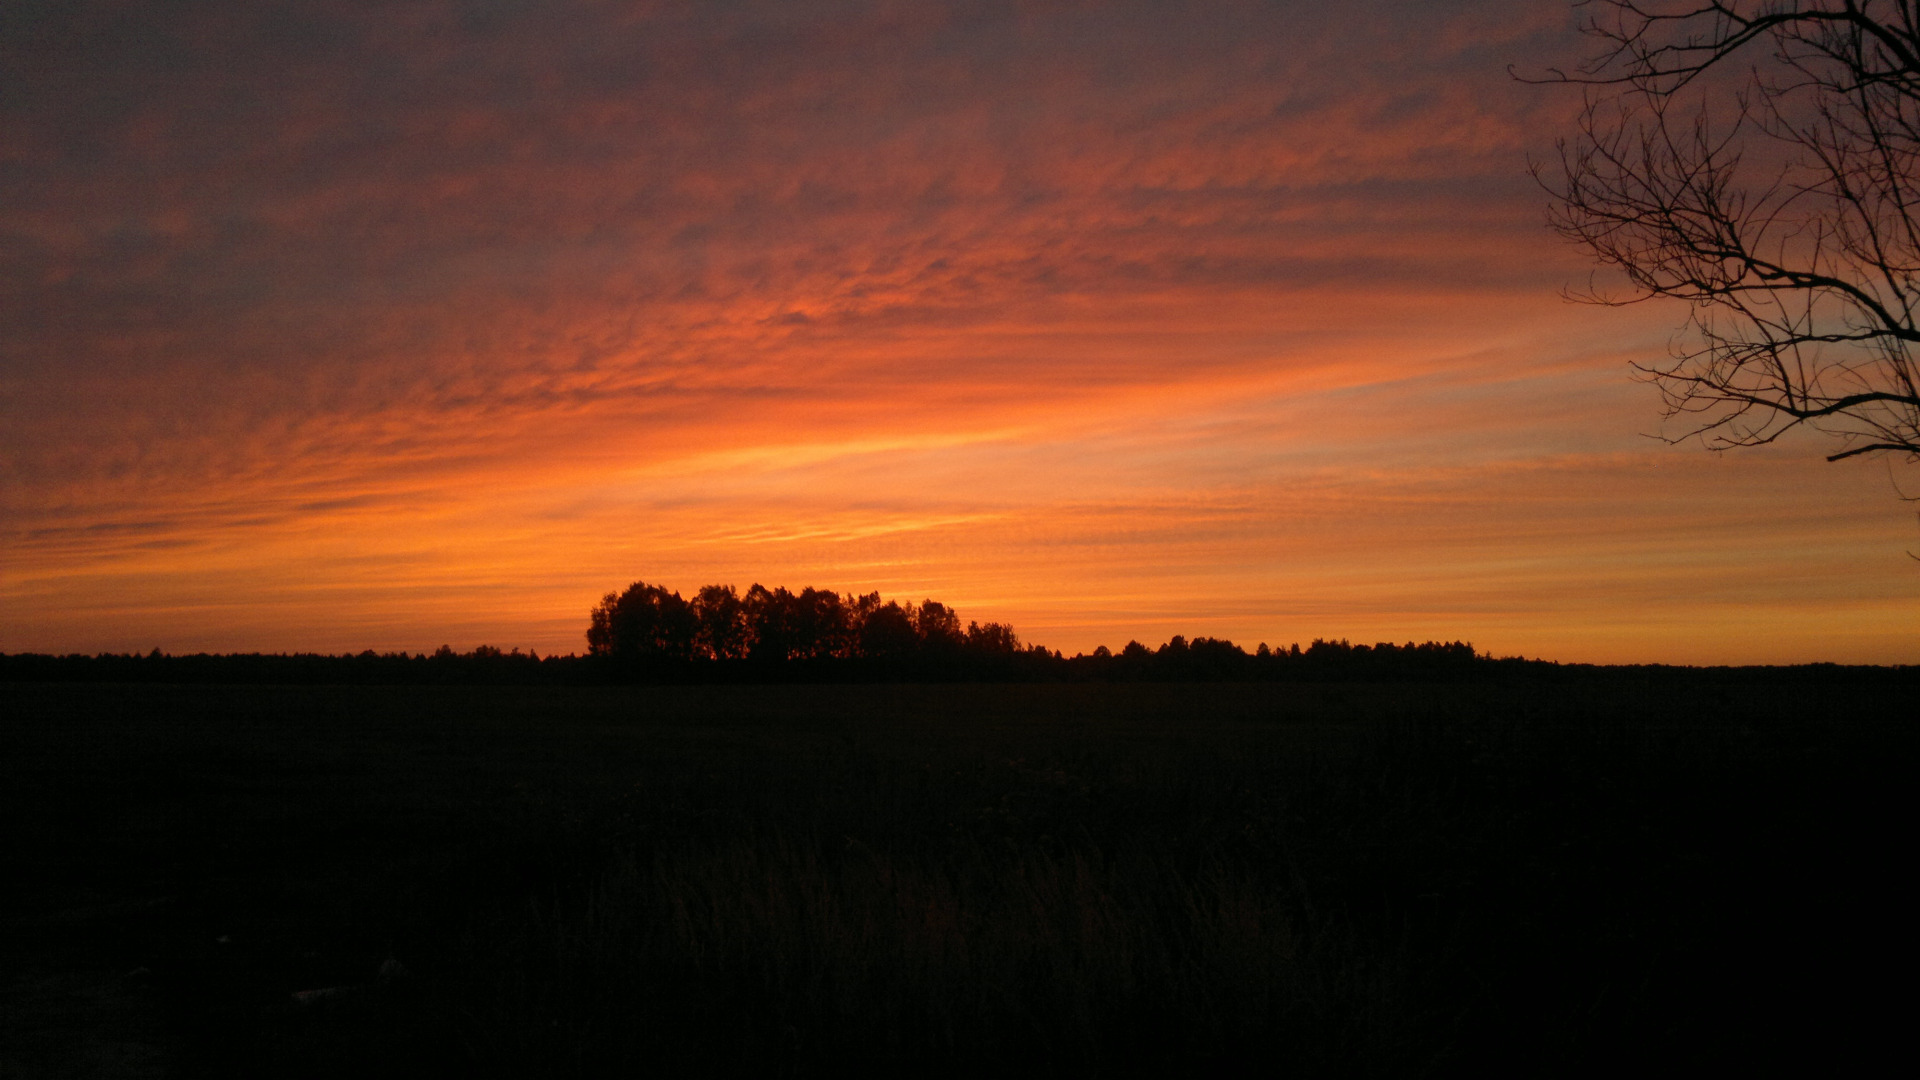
[5,0,1916,664]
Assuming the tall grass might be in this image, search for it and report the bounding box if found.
[450,829,1392,1076]
[5,680,1912,1076]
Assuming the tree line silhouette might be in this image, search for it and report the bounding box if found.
[581,579,1501,681]
[587,581,1037,667]
[0,636,1498,684]
[5,577,1911,685]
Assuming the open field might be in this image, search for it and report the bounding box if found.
[3,678,1912,1077]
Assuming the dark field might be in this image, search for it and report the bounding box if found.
[3,679,1912,1077]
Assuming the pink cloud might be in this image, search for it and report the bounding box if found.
[3,1,1911,660]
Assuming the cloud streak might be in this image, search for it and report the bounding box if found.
[3,0,1913,661]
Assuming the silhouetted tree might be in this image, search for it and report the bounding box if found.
[1531,1,1920,483]
[965,620,1021,655]
[741,584,797,662]
[914,600,965,654]
[847,590,884,631]
[588,581,696,660]
[691,584,749,660]
[859,601,920,660]
[793,587,853,659]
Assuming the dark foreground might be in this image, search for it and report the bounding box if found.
[3,679,1911,1077]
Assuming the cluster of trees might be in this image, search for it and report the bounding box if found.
[0,636,1493,685]
[6,635,1912,685]
[1074,636,1484,681]
[586,581,1042,665]
[25,580,1901,687]
[581,580,1505,682]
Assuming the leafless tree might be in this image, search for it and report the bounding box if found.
[1528,1,1920,485]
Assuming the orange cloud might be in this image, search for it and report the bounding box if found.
[3,1,1913,662]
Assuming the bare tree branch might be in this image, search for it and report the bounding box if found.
[1530,1,1920,489]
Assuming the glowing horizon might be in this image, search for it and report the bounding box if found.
[4,1,1916,665]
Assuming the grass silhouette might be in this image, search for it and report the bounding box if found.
[3,679,1911,1075]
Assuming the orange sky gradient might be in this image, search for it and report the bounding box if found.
[4,0,1917,664]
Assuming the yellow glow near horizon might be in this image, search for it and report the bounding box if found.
[3,2,1915,664]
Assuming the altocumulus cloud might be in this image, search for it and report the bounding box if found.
[4,0,1914,661]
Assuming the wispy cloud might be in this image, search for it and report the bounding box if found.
[3,1,1912,660]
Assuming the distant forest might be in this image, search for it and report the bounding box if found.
[583,579,1483,679]
[2,579,1912,685]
